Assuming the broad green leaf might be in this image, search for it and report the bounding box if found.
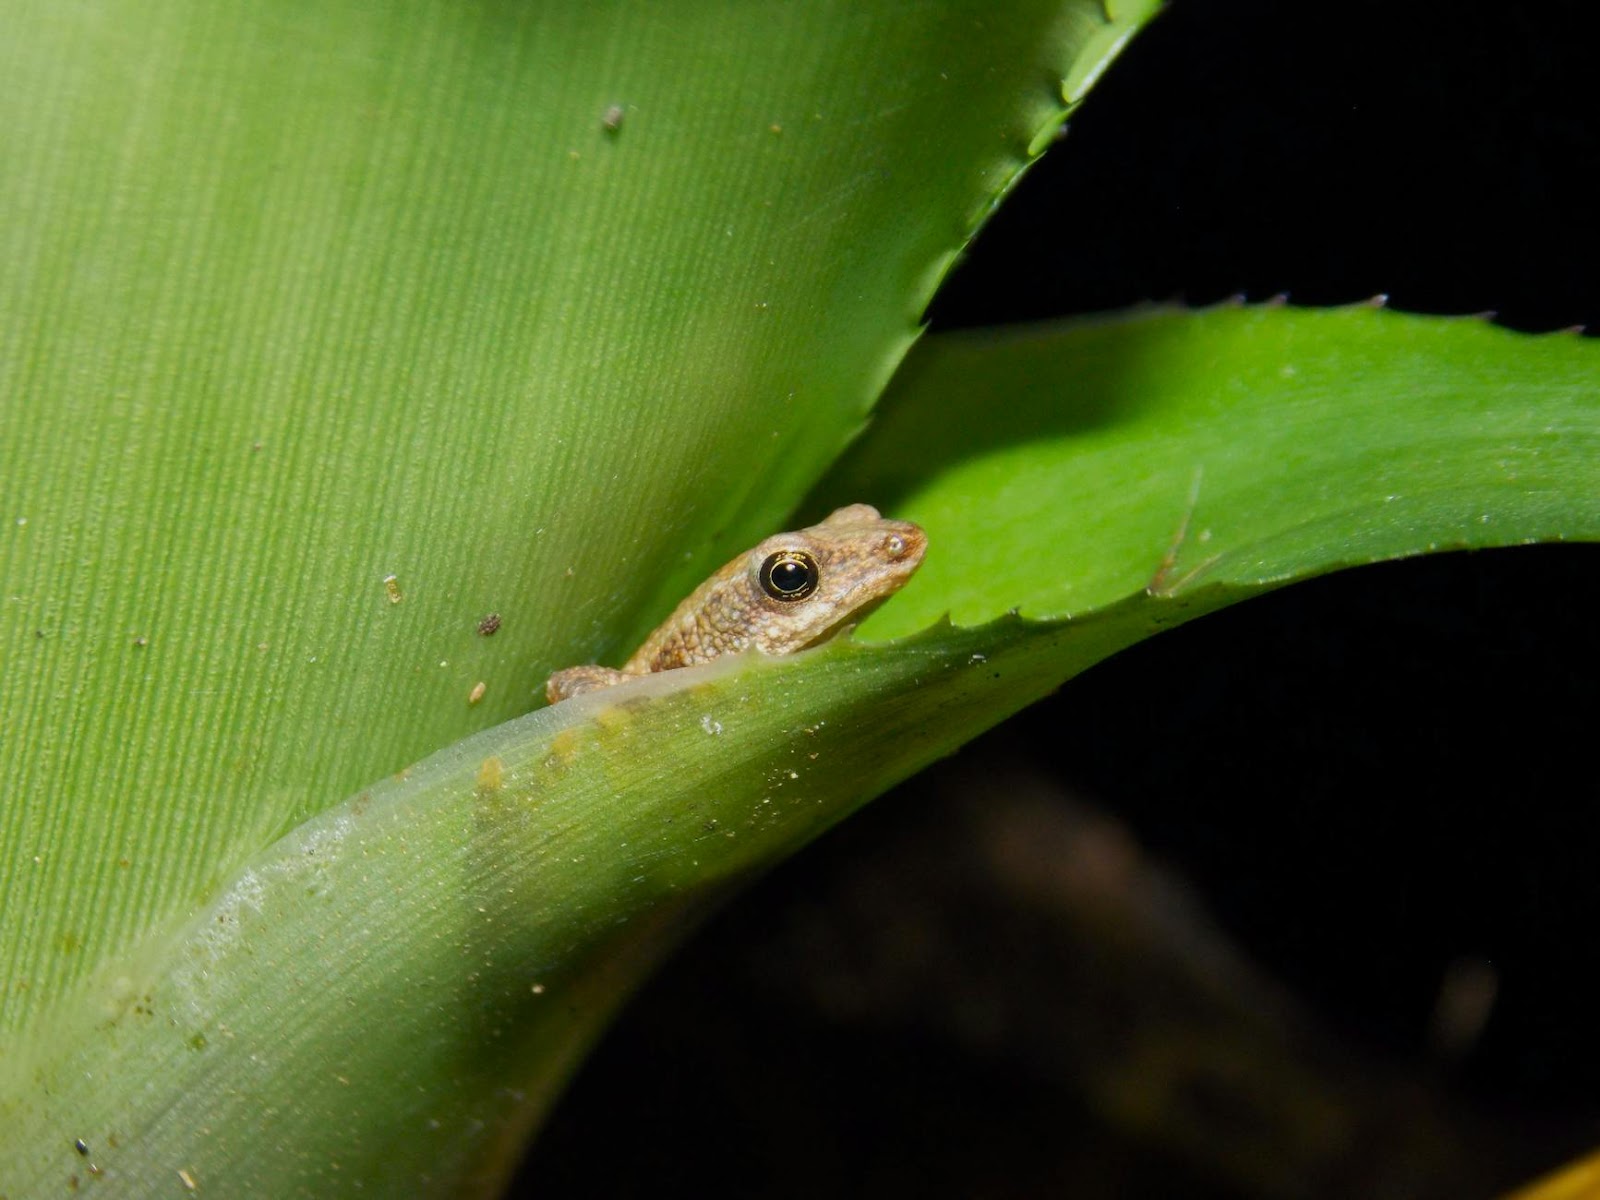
[0,0,1156,1055]
[5,304,1596,1194]
[830,303,1600,635]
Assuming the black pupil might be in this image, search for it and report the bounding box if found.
[763,552,817,600]
[770,560,809,593]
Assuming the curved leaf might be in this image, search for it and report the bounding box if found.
[830,303,1600,635]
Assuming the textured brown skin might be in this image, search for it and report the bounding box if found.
[546,504,926,703]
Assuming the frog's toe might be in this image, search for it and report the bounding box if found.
[545,665,631,704]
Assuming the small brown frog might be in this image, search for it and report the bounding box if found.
[546,504,926,703]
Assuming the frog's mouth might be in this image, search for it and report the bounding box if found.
[803,531,926,648]
[801,593,897,649]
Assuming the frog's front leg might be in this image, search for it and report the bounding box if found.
[546,664,633,704]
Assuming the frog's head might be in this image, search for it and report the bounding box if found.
[742,503,926,654]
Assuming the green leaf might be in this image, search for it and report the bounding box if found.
[0,0,1154,1046]
[6,301,1596,1194]
[1,616,1141,1195]
[829,303,1600,636]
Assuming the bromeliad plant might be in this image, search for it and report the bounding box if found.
[1,1,1595,1195]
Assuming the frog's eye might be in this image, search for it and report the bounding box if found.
[759,550,819,601]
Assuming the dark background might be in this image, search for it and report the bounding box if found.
[520,2,1600,1194]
